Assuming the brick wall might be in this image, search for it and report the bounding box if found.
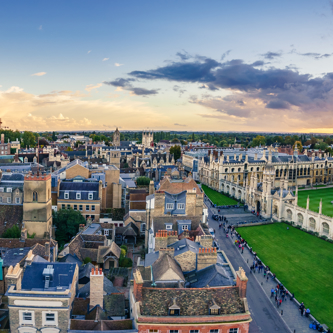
[197,247,217,270]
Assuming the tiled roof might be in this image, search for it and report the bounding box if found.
[104,293,126,317]
[77,276,119,297]
[141,286,244,316]
[59,181,99,200]
[158,177,202,194]
[152,254,185,282]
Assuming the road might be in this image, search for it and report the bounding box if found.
[205,197,291,333]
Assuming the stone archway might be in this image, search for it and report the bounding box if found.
[286,209,292,221]
[297,213,303,226]
[256,201,261,213]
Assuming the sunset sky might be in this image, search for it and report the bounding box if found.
[1,0,333,132]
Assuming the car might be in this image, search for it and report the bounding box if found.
[212,214,218,220]
[209,228,215,238]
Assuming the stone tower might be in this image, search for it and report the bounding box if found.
[142,130,153,148]
[113,128,120,147]
[23,173,52,238]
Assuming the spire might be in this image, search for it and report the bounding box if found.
[306,195,310,210]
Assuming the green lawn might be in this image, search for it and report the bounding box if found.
[201,184,238,205]
[297,187,333,217]
[236,223,333,329]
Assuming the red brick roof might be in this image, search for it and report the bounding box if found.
[158,177,201,194]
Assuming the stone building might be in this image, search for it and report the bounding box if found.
[142,130,153,148]
[112,128,120,147]
[0,173,24,205]
[23,173,52,239]
[0,134,10,155]
[6,261,79,333]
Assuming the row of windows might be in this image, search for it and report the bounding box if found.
[0,187,12,193]
[64,192,94,200]
[21,310,57,326]
[149,329,238,333]
[166,203,185,210]
[0,197,20,204]
[61,204,95,211]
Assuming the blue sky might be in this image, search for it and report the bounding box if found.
[1,0,333,132]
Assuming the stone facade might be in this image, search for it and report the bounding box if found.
[113,128,120,147]
[197,247,218,271]
[142,131,153,149]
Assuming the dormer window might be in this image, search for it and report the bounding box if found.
[169,298,180,316]
[76,192,81,200]
[209,299,221,315]
[64,192,69,199]
[88,192,93,200]
[166,203,174,210]
[7,188,12,193]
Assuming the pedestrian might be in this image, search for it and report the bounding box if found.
[305,308,310,317]
[266,275,269,282]
[279,299,282,307]
[270,288,274,298]
[299,302,305,316]
[241,246,244,253]
[290,293,294,301]
[263,270,266,278]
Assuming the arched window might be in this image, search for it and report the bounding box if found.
[276,169,279,177]
[33,191,38,202]
[286,209,292,220]
[297,213,303,225]
[309,218,316,230]
[322,222,329,235]
[257,167,259,171]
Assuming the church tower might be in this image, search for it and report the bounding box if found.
[23,173,52,238]
[113,128,120,147]
[142,130,153,148]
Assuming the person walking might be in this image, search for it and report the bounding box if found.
[241,246,244,253]
[279,299,282,307]
[271,288,274,298]
[299,302,305,316]
[305,308,310,317]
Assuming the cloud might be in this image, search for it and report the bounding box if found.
[38,25,42,30]
[261,51,282,59]
[176,51,191,61]
[299,52,333,59]
[174,123,186,127]
[102,58,109,61]
[115,63,123,67]
[103,78,158,96]
[87,50,91,54]
[0,86,167,131]
[221,50,231,61]
[173,85,186,96]
[31,72,46,77]
[85,83,103,92]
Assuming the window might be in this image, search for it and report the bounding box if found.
[177,203,185,210]
[182,225,188,230]
[86,205,90,211]
[169,309,180,316]
[7,188,12,193]
[88,192,93,200]
[67,204,71,209]
[170,331,178,333]
[0,188,3,193]
[149,330,158,333]
[91,205,95,211]
[76,192,81,200]
[166,203,174,210]
[74,205,77,211]
[229,329,238,333]
[23,312,32,321]
[210,308,220,314]
[166,225,172,230]
[141,223,146,232]
[190,331,199,333]
[210,330,219,333]
[7,197,11,203]
[64,192,69,199]
[79,205,83,211]
[42,311,57,326]
[33,191,38,201]
[62,204,65,209]
[104,229,109,236]
[20,310,34,325]
[15,197,20,204]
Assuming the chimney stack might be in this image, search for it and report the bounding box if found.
[236,267,248,298]
[5,263,23,291]
[90,267,104,308]
[45,242,50,262]
[1,134,4,144]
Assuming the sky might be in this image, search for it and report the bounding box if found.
[1,0,333,133]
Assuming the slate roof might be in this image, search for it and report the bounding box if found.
[168,238,203,256]
[59,181,99,200]
[77,276,119,297]
[79,262,95,281]
[2,247,30,267]
[184,264,234,288]
[59,253,83,266]
[1,174,24,181]
[152,254,185,282]
[21,262,76,291]
[104,293,126,317]
[158,177,202,194]
[141,287,244,316]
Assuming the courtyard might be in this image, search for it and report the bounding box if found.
[297,187,333,217]
[236,223,333,329]
[201,184,238,205]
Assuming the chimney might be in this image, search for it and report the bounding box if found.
[79,224,85,233]
[133,270,143,302]
[90,267,104,308]
[20,228,27,241]
[149,180,155,195]
[25,250,35,266]
[254,153,258,160]
[52,246,57,262]
[197,247,217,270]
[1,134,4,144]
[5,263,23,291]
[236,267,248,298]
[158,247,175,258]
[45,242,50,262]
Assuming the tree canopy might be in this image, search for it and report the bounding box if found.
[170,145,181,161]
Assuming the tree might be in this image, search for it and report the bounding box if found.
[171,138,180,143]
[170,145,181,161]
[52,131,57,141]
[22,131,36,148]
[66,147,73,151]
[2,225,21,238]
[53,208,86,246]
[316,142,328,151]
[251,135,266,147]
[136,176,151,186]
[293,141,303,152]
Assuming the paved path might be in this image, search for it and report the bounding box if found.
[205,197,315,333]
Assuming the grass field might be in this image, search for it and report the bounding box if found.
[297,187,333,217]
[236,223,333,329]
[201,184,238,205]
